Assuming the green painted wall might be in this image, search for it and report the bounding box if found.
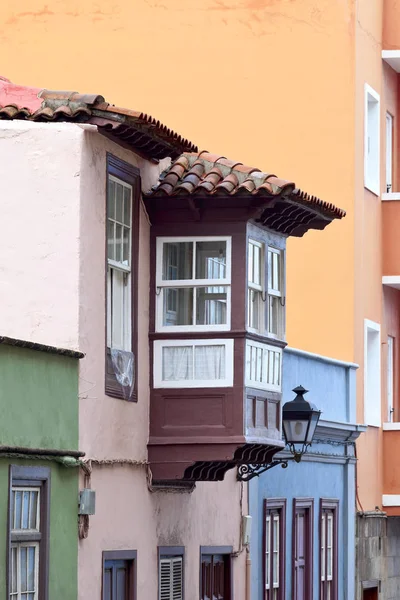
[0,458,78,600]
[0,345,79,450]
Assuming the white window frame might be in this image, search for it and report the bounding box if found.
[153,338,234,388]
[107,174,132,351]
[364,319,381,427]
[10,486,41,600]
[267,247,285,340]
[387,335,394,422]
[155,236,232,333]
[10,542,40,600]
[386,112,394,193]
[245,340,282,393]
[247,239,265,333]
[364,84,381,196]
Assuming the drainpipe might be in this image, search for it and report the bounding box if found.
[246,546,251,600]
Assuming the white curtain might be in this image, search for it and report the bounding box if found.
[194,345,225,380]
[162,347,193,381]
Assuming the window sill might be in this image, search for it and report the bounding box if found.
[382,192,400,201]
[364,181,380,197]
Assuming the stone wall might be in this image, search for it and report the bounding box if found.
[355,511,397,599]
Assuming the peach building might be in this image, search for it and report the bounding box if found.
[3,0,400,597]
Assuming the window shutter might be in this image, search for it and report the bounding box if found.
[172,557,183,600]
[160,559,172,600]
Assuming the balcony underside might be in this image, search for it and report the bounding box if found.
[149,440,284,482]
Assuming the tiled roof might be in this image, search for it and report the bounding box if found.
[148,151,345,220]
[0,76,197,160]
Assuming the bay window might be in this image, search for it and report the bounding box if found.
[156,237,231,332]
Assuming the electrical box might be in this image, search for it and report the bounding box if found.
[79,489,96,516]
[242,515,252,546]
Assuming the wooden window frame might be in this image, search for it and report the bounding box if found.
[263,499,286,600]
[158,546,185,600]
[267,247,285,340]
[292,498,314,600]
[319,499,339,600]
[364,84,381,196]
[247,238,265,334]
[105,154,140,402]
[102,550,137,600]
[7,465,51,600]
[199,546,233,600]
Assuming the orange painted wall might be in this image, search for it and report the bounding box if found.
[383,203,400,276]
[0,0,356,363]
[383,0,400,49]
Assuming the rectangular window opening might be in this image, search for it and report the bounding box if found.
[200,547,232,600]
[267,248,284,339]
[8,466,50,600]
[264,499,286,600]
[386,113,394,193]
[159,547,184,600]
[105,155,140,402]
[102,550,137,600]
[320,500,338,600]
[154,339,234,388]
[156,237,231,332]
[387,336,394,422]
[364,84,380,195]
[364,320,381,427]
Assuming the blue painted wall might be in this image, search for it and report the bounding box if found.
[249,348,361,600]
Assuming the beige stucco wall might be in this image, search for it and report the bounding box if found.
[77,130,246,598]
[0,120,82,349]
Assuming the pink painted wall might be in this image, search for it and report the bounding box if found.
[77,131,247,597]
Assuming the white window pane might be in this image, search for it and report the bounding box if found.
[123,186,131,225]
[163,288,193,326]
[248,242,253,283]
[194,345,225,380]
[111,269,124,349]
[196,241,226,279]
[27,546,36,590]
[196,287,227,325]
[115,182,123,223]
[107,179,115,219]
[163,242,193,280]
[22,491,30,529]
[107,220,115,260]
[115,224,122,263]
[268,249,272,289]
[11,546,17,593]
[123,227,130,266]
[253,244,260,285]
[21,546,27,592]
[248,289,261,330]
[14,491,22,530]
[162,346,193,381]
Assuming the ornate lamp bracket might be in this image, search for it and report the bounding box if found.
[237,459,291,482]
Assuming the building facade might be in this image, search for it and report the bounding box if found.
[0,77,343,599]
[0,337,82,600]
[250,347,365,600]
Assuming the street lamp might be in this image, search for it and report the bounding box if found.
[282,385,321,462]
[237,385,321,481]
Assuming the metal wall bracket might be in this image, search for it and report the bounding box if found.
[236,459,292,482]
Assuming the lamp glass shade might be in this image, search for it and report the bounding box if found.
[282,418,309,444]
